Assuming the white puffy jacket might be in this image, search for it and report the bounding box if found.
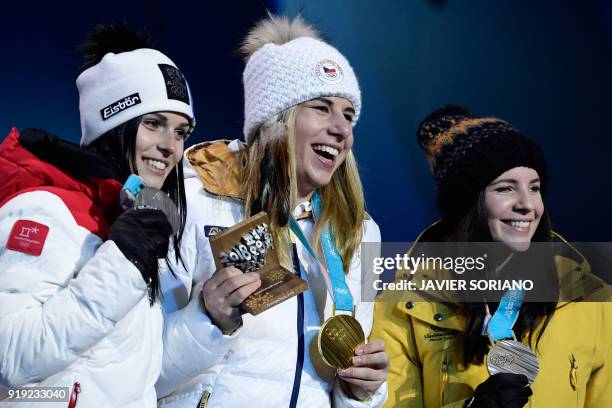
[157,140,387,407]
[0,129,162,407]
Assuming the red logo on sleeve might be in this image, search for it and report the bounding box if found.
[6,220,50,256]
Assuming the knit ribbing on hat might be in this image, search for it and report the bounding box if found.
[77,48,195,146]
[242,33,361,143]
[417,106,548,222]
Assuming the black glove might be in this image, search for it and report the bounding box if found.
[466,373,532,408]
[108,208,172,304]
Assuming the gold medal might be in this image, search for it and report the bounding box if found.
[317,314,365,369]
[309,333,336,382]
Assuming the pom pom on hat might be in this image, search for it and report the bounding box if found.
[80,24,156,69]
[77,25,195,146]
[417,105,548,221]
[240,14,322,61]
[242,15,361,143]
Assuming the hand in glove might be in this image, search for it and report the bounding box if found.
[466,373,532,408]
[108,208,172,304]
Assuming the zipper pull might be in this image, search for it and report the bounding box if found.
[68,382,80,408]
[198,390,211,407]
[569,354,578,391]
[440,355,449,405]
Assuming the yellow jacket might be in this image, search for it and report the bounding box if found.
[370,229,612,407]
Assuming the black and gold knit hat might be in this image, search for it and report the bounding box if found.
[417,105,547,222]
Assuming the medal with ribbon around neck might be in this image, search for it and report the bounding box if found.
[289,191,365,370]
[483,289,539,384]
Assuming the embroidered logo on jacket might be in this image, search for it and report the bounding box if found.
[158,64,190,104]
[424,325,457,342]
[7,220,50,256]
[100,93,142,120]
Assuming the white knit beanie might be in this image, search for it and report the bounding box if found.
[243,33,361,143]
[77,48,195,146]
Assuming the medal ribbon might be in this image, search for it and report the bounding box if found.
[288,191,354,312]
[484,289,525,341]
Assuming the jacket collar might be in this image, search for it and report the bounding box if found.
[390,222,607,330]
[185,139,245,201]
[0,128,124,238]
[0,128,123,212]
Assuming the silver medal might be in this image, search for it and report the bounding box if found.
[486,340,539,384]
[135,187,180,234]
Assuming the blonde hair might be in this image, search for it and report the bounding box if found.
[312,149,366,273]
[235,14,365,272]
[238,105,366,273]
[240,108,298,269]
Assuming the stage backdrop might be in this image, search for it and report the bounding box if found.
[1,0,611,244]
[276,0,612,244]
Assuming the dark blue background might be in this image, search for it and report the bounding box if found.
[2,0,611,243]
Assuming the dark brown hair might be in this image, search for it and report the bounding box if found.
[440,192,557,365]
[86,116,187,301]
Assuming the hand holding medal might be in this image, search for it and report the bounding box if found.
[291,192,389,400]
[336,340,389,401]
[483,290,540,385]
[468,373,532,408]
[468,290,537,407]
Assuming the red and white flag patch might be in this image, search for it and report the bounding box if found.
[6,220,49,256]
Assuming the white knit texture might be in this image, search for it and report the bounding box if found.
[77,48,195,146]
[243,37,361,143]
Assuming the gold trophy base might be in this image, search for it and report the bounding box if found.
[210,212,308,316]
[241,263,308,315]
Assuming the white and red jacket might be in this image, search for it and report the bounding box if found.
[0,128,162,407]
[157,140,387,407]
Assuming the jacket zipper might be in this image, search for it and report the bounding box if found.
[440,355,449,406]
[197,389,211,407]
[569,353,578,391]
[67,382,80,408]
[289,245,305,408]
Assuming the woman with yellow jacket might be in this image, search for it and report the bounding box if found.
[370,105,611,407]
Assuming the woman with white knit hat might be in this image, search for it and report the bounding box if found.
[0,25,194,407]
[158,15,388,408]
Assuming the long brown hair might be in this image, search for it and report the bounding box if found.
[439,191,557,365]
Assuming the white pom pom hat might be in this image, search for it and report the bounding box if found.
[243,37,361,143]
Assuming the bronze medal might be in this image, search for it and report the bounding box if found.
[317,314,365,369]
[486,340,539,384]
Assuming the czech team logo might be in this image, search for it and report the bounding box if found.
[315,59,344,84]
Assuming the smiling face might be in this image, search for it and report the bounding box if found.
[134,111,190,189]
[484,166,544,252]
[293,96,355,201]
